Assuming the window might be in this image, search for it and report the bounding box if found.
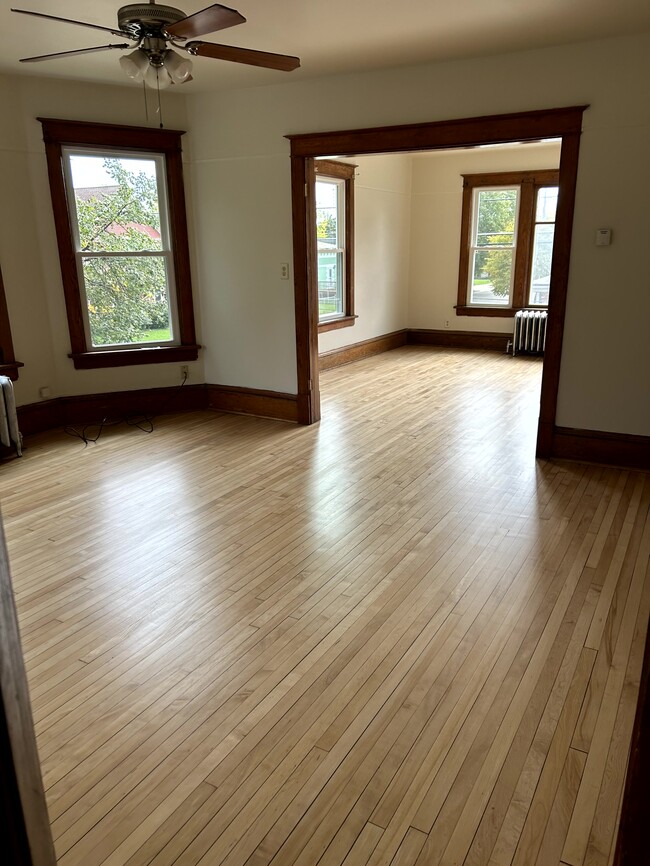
[40,119,198,368]
[456,169,559,316]
[314,160,356,332]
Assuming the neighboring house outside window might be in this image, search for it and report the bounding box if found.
[315,160,356,333]
[40,119,198,369]
[456,169,559,317]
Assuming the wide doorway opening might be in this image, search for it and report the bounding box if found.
[287,106,587,458]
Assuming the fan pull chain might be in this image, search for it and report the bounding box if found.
[142,79,149,123]
[156,68,164,129]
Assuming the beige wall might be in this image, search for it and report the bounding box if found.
[1,31,649,436]
[408,142,561,333]
[0,74,203,406]
[319,153,412,354]
[186,32,650,436]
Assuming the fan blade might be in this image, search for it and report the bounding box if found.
[11,9,131,39]
[20,44,131,63]
[188,41,300,71]
[166,4,245,39]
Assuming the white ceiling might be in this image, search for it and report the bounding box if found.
[1,0,649,93]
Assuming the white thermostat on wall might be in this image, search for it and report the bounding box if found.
[596,228,612,246]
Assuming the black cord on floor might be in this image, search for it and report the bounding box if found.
[64,372,188,446]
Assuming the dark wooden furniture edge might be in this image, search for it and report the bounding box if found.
[551,426,650,470]
[613,614,650,866]
[0,519,57,865]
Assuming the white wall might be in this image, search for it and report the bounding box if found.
[186,32,650,436]
[318,153,411,354]
[0,74,203,406]
[408,142,561,333]
[1,31,649,436]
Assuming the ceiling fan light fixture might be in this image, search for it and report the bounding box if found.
[144,62,173,89]
[163,49,193,84]
[119,47,149,80]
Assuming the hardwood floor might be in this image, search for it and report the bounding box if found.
[1,346,648,866]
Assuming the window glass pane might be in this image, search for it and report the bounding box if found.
[81,255,172,347]
[471,249,513,305]
[528,224,555,306]
[318,250,343,317]
[70,155,163,252]
[475,189,518,247]
[536,186,558,222]
[315,179,339,246]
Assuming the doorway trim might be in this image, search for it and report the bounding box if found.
[287,105,588,457]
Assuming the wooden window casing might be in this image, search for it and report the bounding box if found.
[314,160,356,333]
[0,266,22,381]
[39,118,199,369]
[456,169,560,317]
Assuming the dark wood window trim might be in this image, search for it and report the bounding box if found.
[314,159,356,332]
[456,168,559,316]
[39,118,198,370]
[0,266,23,381]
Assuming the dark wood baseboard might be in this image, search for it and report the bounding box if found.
[18,385,207,437]
[207,384,299,422]
[552,426,650,470]
[319,330,408,371]
[407,328,510,352]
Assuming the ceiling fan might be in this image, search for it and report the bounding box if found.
[11,2,300,88]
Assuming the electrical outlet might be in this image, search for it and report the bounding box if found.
[180,365,189,381]
[444,320,450,329]
[39,386,51,398]
[280,262,290,280]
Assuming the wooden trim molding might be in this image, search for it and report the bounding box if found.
[456,168,559,316]
[0,265,22,380]
[38,118,198,371]
[287,106,588,445]
[318,315,357,333]
[17,382,302,437]
[613,618,650,866]
[17,384,207,437]
[314,160,357,331]
[0,520,57,865]
[287,106,587,157]
[207,384,299,422]
[551,426,650,470]
[407,329,510,352]
[69,345,200,369]
[319,330,407,371]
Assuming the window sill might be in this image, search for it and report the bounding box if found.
[318,315,357,333]
[69,345,200,370]
[0,361,24,381]
[454,305,547,318]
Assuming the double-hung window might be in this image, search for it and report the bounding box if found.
[314,160,356,332]
[40,119,198,368]
[456,169,559,316]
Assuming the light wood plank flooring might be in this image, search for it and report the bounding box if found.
[1,347,648,866]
